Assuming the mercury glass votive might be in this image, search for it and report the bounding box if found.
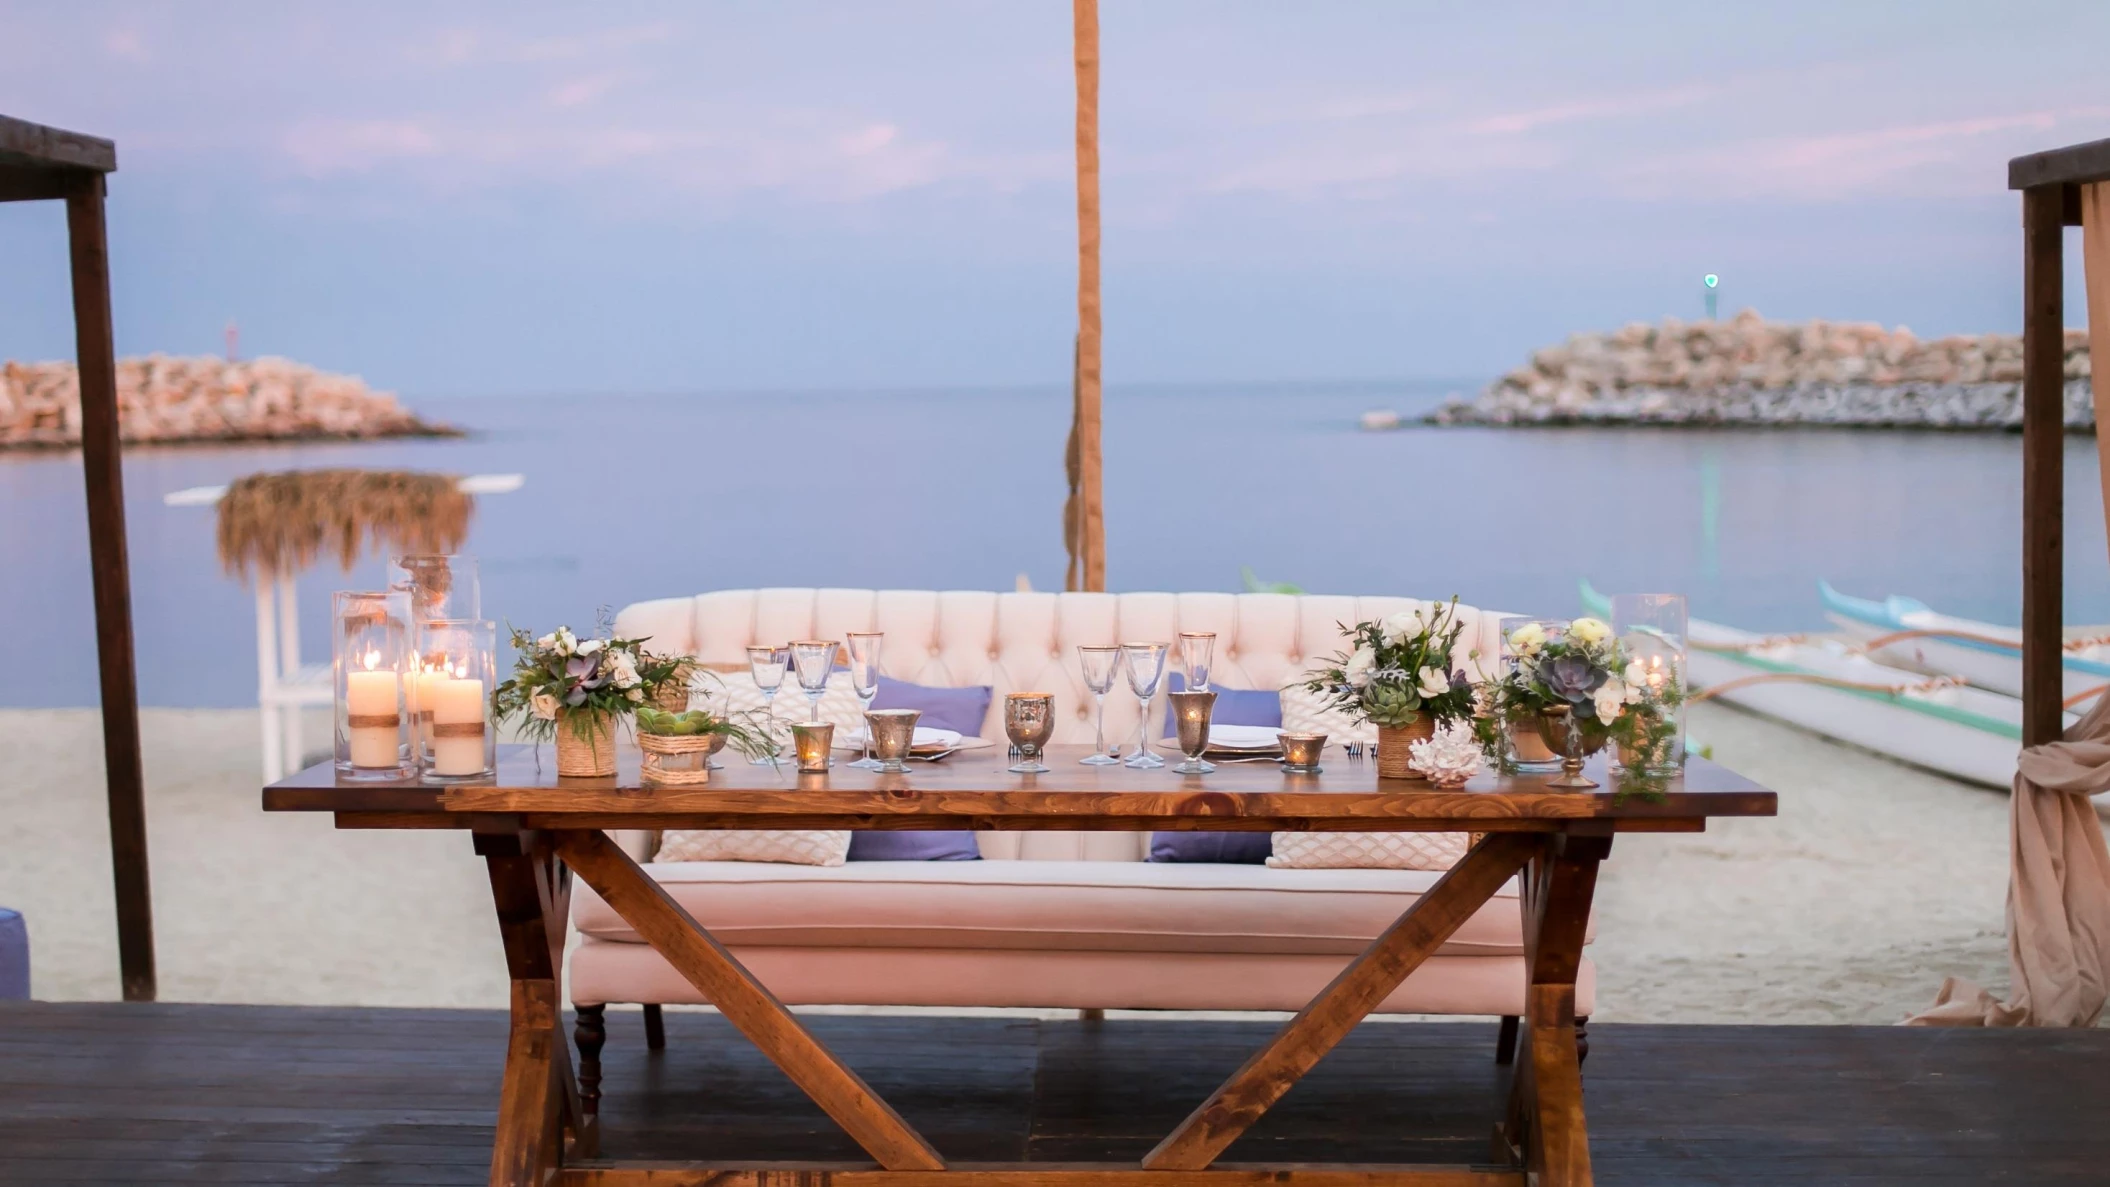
[790,721,835,773]
[333,590,413,780]
[1278,731,1327,774]
[416,619,496,784]
[865,708,922,773]
[1169,689,1216,775]
[1003,693,1055,774]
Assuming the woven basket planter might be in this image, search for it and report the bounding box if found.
[1374,718,1436,780]
[651,661,698,714]
[638,731,726,787]
[555,710,618,778]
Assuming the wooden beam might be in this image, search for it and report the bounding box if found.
[553,830,946,1171]
[2021,185,2067,748]
[1143,833,1543,1170]
[2011,137,2110,191]
[0,168,79,203]
[1071,0,1105,592]
[0,113,117,172]
[2084,183,2110,590]
[65,173,155,1002]
[553,1165,1521,1187]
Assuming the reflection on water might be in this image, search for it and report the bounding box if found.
[0,382,2099,707]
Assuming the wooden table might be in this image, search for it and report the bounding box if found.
[266,744,1775,1187]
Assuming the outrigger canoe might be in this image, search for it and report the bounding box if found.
[1819,581,2109,711]
[1581,581,2074,789]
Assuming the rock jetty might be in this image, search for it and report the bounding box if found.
[1426,309,2095,430]
[0,355,455,450]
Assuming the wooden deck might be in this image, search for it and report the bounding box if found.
[3,1002,2107,1184]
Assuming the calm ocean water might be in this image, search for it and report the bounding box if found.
[2,380,2101,708]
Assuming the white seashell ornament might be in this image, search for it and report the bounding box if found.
[1408,720,1484,786]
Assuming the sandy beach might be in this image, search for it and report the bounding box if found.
[0,702,2011,1024]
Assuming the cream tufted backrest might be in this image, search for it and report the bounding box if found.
[615,589,1507,863]
[617,588,1508,749]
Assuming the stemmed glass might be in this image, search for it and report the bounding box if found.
[1077,646,1124,765]
[1121,642,1170,769]
[789,640,836,727]
[746,645,789,765]
[845,632,885,771]
[1178,632,1216,692]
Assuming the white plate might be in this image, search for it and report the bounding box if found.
[834,726,964,751]
[1160,723,1284,751]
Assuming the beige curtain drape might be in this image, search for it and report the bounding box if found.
[1911,180,2110,1027]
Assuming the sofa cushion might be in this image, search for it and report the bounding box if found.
[572,858,1565,957]
[849,831,982,861]
[869,675,993,737]
[1148,831,1272,864]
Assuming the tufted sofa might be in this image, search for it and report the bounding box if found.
[572,590,1591,1054]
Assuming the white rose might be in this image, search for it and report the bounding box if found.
[626,687,644,703]
[1381,608,1426,646]
[608,652,640,688]
[1593,681,1627,726]
[1623,660,1647,687]
[536,633,557,650]
[555,627,577,656]
[530,692,559,721]
[1343,646,1378,689]
[1508,622,1546,657]
[1570,617,1611,646]
[1415,665,1450,699]
[577,638,605,656]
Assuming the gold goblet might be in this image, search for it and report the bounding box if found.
[1004,693,1056,774]
[1169,689,1216,775]
[1536,704,1608,790]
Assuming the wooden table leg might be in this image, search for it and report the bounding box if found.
[1505,828,1609,1187]
[552,829,945,1171]
[1143,833,1545,1171]
[480,829,595,1186]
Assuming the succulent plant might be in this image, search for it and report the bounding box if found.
[1362,679,1421,728]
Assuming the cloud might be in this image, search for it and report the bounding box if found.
[1468,85,1719,135]
[283,119,443,176]
[103,26,150,63]
[549,71,629,109]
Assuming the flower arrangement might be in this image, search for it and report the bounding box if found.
[633,705,779,762]
[491,622,686,746]
[1302,598,1479,729]
[1490,616,1686,794]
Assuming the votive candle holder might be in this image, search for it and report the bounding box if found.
[333,590,413,780]
[416,618,497,783]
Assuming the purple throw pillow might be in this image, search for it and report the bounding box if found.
[849,832,982,861]
[1148,831,1273,864]
[868,675,993,737]
[1161,671,1282,736]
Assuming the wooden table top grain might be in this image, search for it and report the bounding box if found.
[265,744,1775,832]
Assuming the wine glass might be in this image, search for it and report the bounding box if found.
[746,644,789,765]
[1121,642,1170,769]
[1004,692,1056,774]
[789,640,836,727]
[1077,645,1123,765]
[1178,631,1216,693]
[845,632,884,771]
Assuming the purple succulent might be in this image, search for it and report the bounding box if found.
[1540,653,1607,704]
[564,654,605,706]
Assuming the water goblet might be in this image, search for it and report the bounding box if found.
[1004,692,1056,774]
[789,640,836,729]
[1121,642,1170,769]
[1077,645,1124,765]
[846,632,884,770]
[1178,631,1216,692]
[746,644,790,765]
[1168,689,1216,775]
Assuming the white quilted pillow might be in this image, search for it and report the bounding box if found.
[1277,682,1377,745]
[656,830,850,867]
[1267,831,1467,871]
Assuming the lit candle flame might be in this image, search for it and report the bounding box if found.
[361,648,381,671]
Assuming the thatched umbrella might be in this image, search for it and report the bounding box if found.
[215,469,473,581]
[1063,0,1106,592]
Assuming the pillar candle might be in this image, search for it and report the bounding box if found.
[346,667,401,768]
[429,676,488,776]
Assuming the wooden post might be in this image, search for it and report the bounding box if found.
[2082,183,2110,581]
[65,173,156,1001]
[1072,0,1106,592]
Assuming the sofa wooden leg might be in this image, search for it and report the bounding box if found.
[643,1003,665,1051]
[1079,1008,1105,1023]
[1495,1014,1519,1065]
[1576,1015,1589,1067]
[574,1004,606,1117]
